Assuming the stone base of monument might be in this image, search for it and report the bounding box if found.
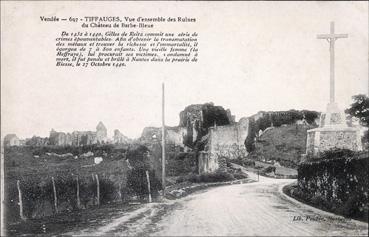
[306,126,362,157]
[305,102,363,158]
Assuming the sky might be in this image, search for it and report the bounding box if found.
[1,1,368,139]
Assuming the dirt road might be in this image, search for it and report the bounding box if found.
[71,172,368,236]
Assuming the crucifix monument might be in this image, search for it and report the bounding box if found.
[305,22,362,157]
[317,21,348,105]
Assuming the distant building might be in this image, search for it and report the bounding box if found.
[25,136,49,146]
[4,134,20,147]
[48,122,107,146]
[139,126,187,148]
[72,131,97,146]
[113,129,130,144]
[49,129,73,146]
[96,121,107,143]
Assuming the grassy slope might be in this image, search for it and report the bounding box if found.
[252,124,316,168]
[5,147,127,180]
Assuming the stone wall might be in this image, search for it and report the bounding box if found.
[139,126,187,148]
[198,151,219,174]
[306,128,362,156]
[166,128,187,147]
[113,129,130,144]
[206,117,249,160]
[320,131,358,150]
[25,136,49,146]
[48,122,107,147]
[179,103,233,148]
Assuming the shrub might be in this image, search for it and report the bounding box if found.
[298,151,368,221]
[166,152,196,176]
[320,148,354,160]
[99,178,117,205]
[310,194,330,209]
[262,166,276,174]
[242,159,255,167]
[335,194,367,220]
[199,171,234,183]
[181,171,235,183]
[229,158,243,166]
[232,172,248,180]
[125,145,162,200]
[245,118,257,152]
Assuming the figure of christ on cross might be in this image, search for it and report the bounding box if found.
[317,22,348,104]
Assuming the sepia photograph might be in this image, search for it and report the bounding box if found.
[1,1,368,236]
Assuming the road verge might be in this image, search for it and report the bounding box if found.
[280,182,368,226]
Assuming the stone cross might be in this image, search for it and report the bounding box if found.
[317,22,348,104]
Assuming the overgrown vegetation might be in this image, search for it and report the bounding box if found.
[166,152,197,176]
[307,148,355,161]
[28,144,126,157]
[295,149,368,222]
[248,124,315,168]
[126,145,162,199]
[245,110,319,153]
[177,171,236,183]
[4,144,160,222]
[229,158,256,167]
[245,117,257,152]
[345,94,369,145]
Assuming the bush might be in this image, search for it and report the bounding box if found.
[182,171,235,183]
[199,172,234,183]
[335,194,367,220]
[262,166,276,174]
[228,158,241,166]
[125,145,162,200]
[298,151,368,221]
[232,172,248,180]
[243,159,255,167]
[230,158,255,168]
[310,194,331,209]
[245,118,257,152]
[166,152,196,176]
[320,148,354,160]
[99,178,116,205]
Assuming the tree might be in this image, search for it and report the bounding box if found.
[126,145,161,199]
[245,118,257,152]
[345,94,369,142]
[346,94,369,126]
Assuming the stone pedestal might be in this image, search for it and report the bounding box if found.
[306,102,362,157]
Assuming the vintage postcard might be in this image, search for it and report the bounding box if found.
[1,1,368,236]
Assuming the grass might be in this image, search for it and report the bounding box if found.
[4,146,138,224]
[251,124,316,168]
[5,202,143,236]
